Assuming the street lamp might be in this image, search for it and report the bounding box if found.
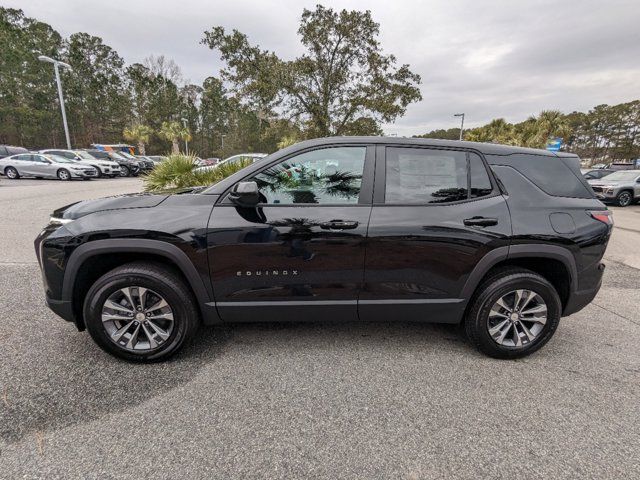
[39,55,72,149]
[221,134,227,150]
[181,117,189,155]
[454,113,465,141]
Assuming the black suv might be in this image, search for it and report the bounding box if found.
[35,137,612,361]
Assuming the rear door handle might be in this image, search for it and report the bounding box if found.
[320,220,359,230]
[463,216,498,227]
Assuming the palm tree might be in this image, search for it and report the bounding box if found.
[123,124,154,155]
[158,121,192,154]
[517,110,572,148]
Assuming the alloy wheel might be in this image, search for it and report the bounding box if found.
[487,289,547,347]
[6,168,17,179]
[618,192,632,207]
[101,286,175,352]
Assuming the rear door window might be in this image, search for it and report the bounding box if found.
[384,147,493,204]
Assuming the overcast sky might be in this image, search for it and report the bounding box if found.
[10,0,640,135]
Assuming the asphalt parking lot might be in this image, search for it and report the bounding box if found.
[0,178,639,479]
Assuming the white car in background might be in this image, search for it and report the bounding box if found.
[40,149,121,177]
[0,152,98,180]
[195,153,268,173]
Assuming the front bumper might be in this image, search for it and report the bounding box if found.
[70,169,98,178]
[99,166,121,175]
[45,294,76,324]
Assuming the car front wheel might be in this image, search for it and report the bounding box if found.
[119,165,130,177]
[83,262,200,362]
[57,169,72,181]
[465,268,561,359]
[616,191,632,207]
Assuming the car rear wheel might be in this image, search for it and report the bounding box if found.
[83,262,200,362]
[465,268,561,359]
[57,169,71,181]
[5,167,19,179]
[616,190,632,207]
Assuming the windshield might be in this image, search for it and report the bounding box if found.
[603,171,640,181]
[119,151,137,159]
[109,151,126,160]
[74,151,96,160]
[87,150,109,159]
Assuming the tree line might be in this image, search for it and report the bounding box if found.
[0,6,421,157]
[416,102,640,162]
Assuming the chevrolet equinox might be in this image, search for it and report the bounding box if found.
[35,137,612,361]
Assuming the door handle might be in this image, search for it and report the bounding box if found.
[463,216,498,227]
[320,220,359,230]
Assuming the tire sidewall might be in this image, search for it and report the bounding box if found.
[120,165,129,177]
[6,167,18,179]
[84,272,190,362]
[470,275,561,358]
[57,169,71,181]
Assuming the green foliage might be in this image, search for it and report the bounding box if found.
[123,124,153,154]
[419,105,640,161]
[143,154,252,191]
[158,121,191,154]
[202,4,422,137]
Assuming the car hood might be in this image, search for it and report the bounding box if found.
[52,192,170,220]
[589,181,622,187]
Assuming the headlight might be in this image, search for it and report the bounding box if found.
[49,216,74,225]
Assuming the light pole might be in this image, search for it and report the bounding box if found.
[454,113,465,141]
[39,55,72,149]
[221,134,227,150]
[181,117,189,154]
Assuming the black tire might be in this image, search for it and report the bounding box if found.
[57,168,72,181]
[5,166,19,179]
[119,165,130,177]
[83,262,200,362]
[616,190,633,207]
[464,268,561,359]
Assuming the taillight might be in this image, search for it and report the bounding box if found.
[589,210,613,226]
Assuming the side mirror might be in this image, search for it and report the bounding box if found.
[229,181,260,207]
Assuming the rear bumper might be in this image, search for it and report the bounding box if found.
[563,263,605,316]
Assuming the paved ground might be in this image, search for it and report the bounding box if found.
[0,178,638,479]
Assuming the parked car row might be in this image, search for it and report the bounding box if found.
[0,145,168,181]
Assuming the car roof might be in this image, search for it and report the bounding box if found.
[279,136,568,158]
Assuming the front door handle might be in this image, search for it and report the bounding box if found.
[463,216,498,227]
[320,220,359,230]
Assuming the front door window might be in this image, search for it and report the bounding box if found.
[249,146,366,205]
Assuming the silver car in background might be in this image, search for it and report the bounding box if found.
[589,170,640,207]
[195,153,268,173]
[40,149,121,177]
[0,153,98,180]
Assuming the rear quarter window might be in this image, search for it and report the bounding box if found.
[490,153,592,198]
